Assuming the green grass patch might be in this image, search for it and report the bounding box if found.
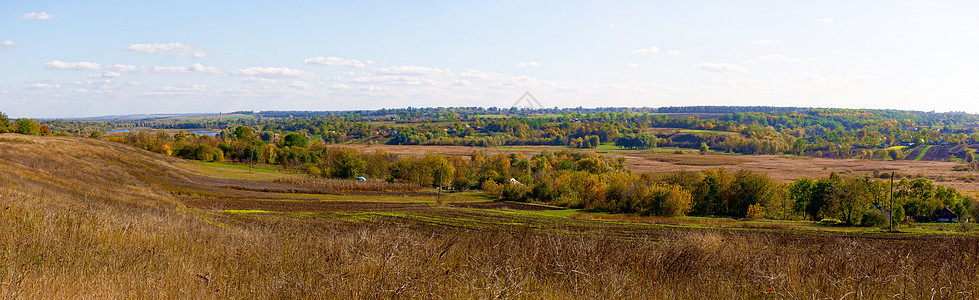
[595,143,619,150]
[914,145,933,161]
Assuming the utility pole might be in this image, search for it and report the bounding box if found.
[889,170,895,232]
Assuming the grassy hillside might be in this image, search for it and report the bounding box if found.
[2,133,979,298]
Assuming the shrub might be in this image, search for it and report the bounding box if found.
[746,204,766,219]
[632,184,691,217]
[531,180,555,202]
[176,145,224,162]
[482,180,502,199]
[860,209,887,227]
[501,182,529,201]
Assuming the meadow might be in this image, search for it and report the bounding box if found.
[1,133,979,297]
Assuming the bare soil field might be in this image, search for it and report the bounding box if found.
[449,201,563,211]
[338,144,979,191]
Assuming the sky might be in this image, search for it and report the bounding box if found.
[2,1,979,118]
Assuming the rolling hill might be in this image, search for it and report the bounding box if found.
[2,133,978,298]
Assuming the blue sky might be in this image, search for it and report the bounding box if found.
[2,1,979,118]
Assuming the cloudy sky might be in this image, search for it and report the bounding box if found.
[2,1,979,118]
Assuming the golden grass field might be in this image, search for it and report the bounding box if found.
[2,134,979,298]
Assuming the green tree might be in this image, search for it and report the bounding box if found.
[330,149,365,178]
[282,133,308,148]
[587,135,600,149]
[836,178,872,225]
[888,148,906,160]
[727,170,779,217]
[233,126,255,141]
[0,112,11,133]
[789,178,817,220]
[15,118,41,135]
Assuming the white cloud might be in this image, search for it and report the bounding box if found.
[22,12,53,20]
[331,83,352,90]
[188,63,221,74]
[694,63,749,73]
[350,75,435,86]
[71,63,222,74]
[105,65,139,72]
[625,62,640,69]
[0,40,16,50]
[290,81,311,89]
[516,61,541,67]
[88,71,122,79]
[608,24,615,29]
[233,67,314,78]
[750,39,783,46]
[29,83,61,89]
[452,80,472,87]
[756,54,818,63]
[46,61,101,70]
[377,65,448,76]
[666,50,683,56]
[818,18,833,23]
[304,56,366,68]
[632,46,660,55]
[458,69,506,81]
[150,66,190,73]
[741,60,759,65]
[125,43,207,58]
[150,84,208,95]
[241,77,280,84]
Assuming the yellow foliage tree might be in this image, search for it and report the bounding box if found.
[746,203,766,220]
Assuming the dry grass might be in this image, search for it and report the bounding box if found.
[273,177,419,194]
[2,134,979,298]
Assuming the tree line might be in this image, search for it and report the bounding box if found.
[103,126,977,225]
